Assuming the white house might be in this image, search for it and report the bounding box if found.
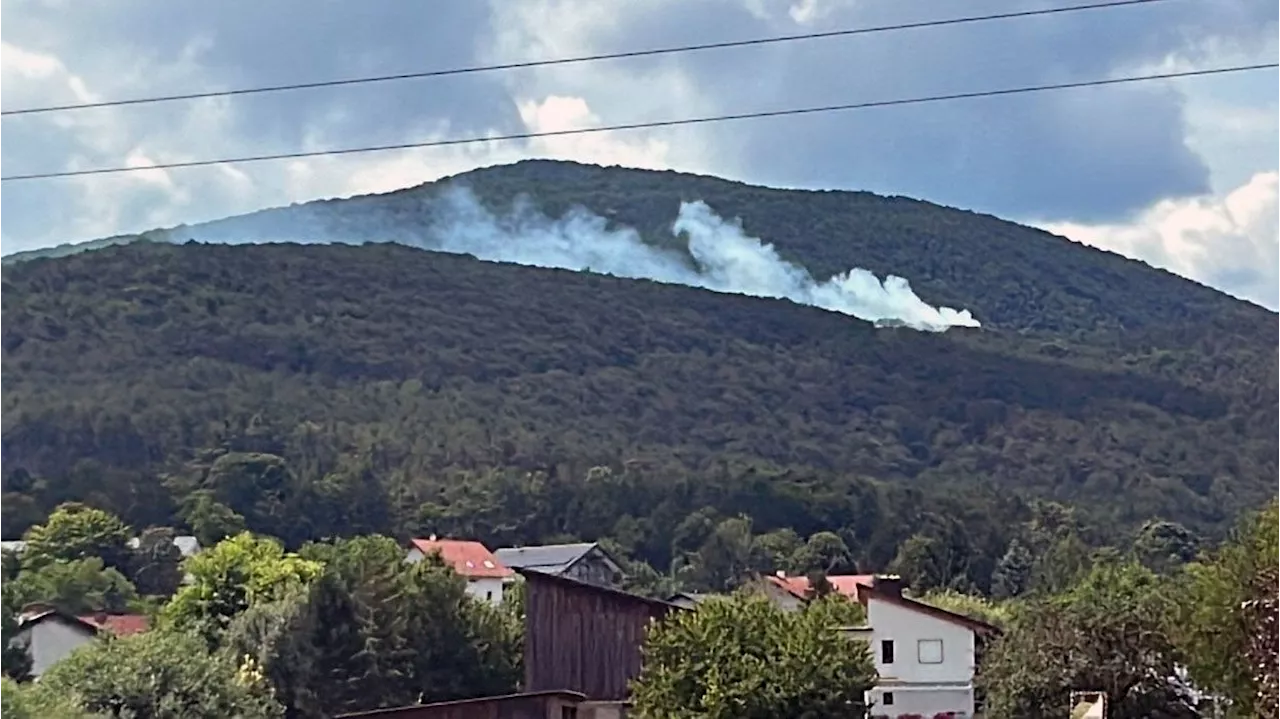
[769,573,999,719]
[405,537,513,605]
[14,606,150,678]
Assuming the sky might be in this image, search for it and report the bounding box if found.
[2,0,1277,308]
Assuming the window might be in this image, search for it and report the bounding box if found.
[486,590,494,602]
[882,692,895,706]
[561,707,578,719]
[881,639,895,664]
[918,638,944,664]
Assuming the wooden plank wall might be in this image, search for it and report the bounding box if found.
[523,572,678,701]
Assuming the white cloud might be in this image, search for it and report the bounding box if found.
[1040,172,1279,308]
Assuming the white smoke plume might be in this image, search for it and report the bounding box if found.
[158,185,979,332]
[420,187,979,332]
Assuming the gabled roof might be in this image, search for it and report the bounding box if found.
[768,574,876,600]
[517,568,685,612]
[409,538,513,579]
[494,542,606,574]
[79,613,150,636]
[17,608,150,637]
[767,574,1000,636]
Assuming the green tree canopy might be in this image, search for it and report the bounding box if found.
[630,593,875,719]
[979,560,1196,719]
[6,558,140,615]
[1,598,32,681]
[22,503,132,573]
[162,532,322,645]
[225,535,520,718]
[35,629,283,719]
[1173,500,1278,717]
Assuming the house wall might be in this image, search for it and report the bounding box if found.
[21,619,95,677]
[523,573,676,701]
[864,598,976,718]
[466,577,505,605]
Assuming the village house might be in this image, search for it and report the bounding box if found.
[14,605,150,678]
[768,573,999,719]
[405,536,513,605]
[495,542,624,588]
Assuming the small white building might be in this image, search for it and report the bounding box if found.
[405,537,513,605]
[769,573,999,719]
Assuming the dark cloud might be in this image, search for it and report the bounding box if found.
[0,0,1276,253]
[498,0,1273,221]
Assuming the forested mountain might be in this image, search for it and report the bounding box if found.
[2,160,1275,593]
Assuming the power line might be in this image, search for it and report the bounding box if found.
[1,0,1177,117]
[2,63,1272,183]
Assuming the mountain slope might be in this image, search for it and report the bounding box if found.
[10,160,1272,341]
[1,161,1275,581]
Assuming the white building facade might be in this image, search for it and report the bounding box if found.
[855,594,982,718]
[768,573,995,719]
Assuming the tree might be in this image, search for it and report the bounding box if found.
[22,503,131,573]
[979,561,1197,719]
[1242,552,1278,718]
[6,558,140,615]
[36,629,283,719]
[180,490,248,548]
[1,676,96,719]
[128,526,184,597]
[1132,520,1200,575]
[1,598,32,681]
[990,538,1033,599]
[225,535,521,718]
[162,532,323,645]
[1173,501,1278,717]
[917,588,1011,630]
[631,593,875,719]
[791,531,854,575]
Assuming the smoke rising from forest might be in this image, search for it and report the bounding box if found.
[179,186,980,332]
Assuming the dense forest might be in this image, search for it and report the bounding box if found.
[2,161,1276,595]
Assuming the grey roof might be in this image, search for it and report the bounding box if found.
[494,542,598,574]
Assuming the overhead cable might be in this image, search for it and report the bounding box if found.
[2,63,1272,183]
[0,0,1178,116]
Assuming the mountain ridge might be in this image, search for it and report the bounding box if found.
[1,160,1275,582]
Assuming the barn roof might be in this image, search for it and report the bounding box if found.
[495,542,604,574]
[516,567,685,611]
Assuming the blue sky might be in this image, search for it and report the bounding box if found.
[2,0,1276,307]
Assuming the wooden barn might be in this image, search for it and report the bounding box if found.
[333,690,586,719]
[519,568,685,715]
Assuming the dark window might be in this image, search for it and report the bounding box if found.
[883,692,895,706]
[561,708,578,719]
[881,639,895,664]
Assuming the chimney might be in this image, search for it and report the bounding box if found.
[775,570,786,578]
[428,534,437,541]
[873,574,904,597]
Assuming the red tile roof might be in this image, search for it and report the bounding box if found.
[767,574,999,635]
[79,613,150,637]
[409,538,513,579]
[769,574,876,600]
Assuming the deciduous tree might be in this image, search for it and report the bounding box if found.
[979,561,1196,719]
[36,629,283,719]
[631,593,875,719]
